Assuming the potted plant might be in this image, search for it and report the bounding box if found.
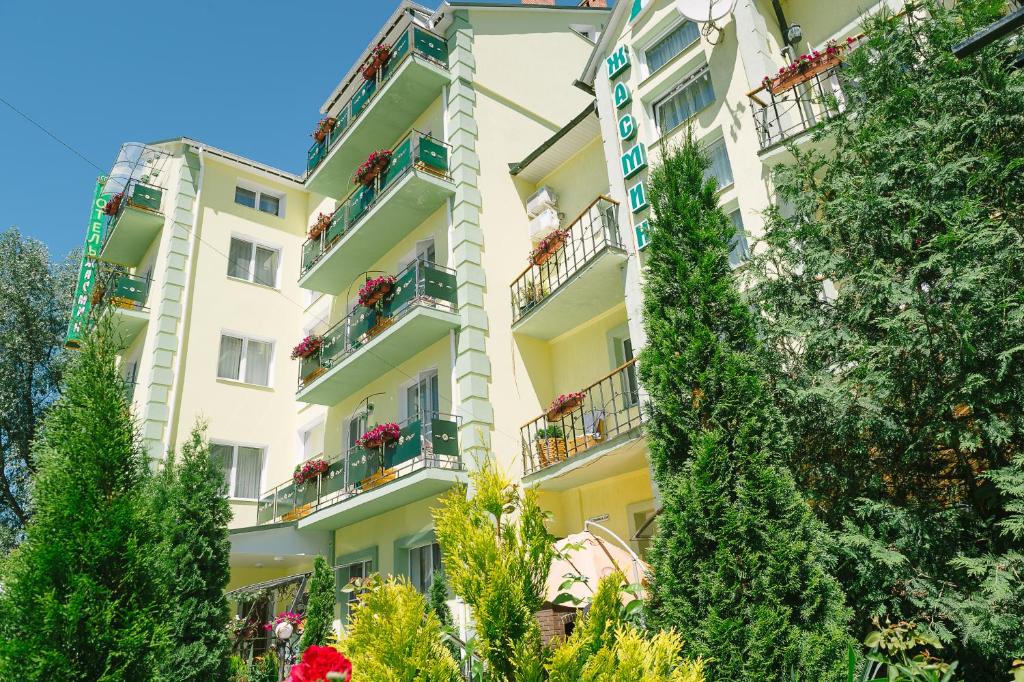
[291,335,323,361]
[293,458,329,485]
[546,391,586,421]
[530,228,568,266]
[312,116,337,143]
[356,422,401,449]
[308,212,332,241]
[292,335,325,384]
[104,192,123,217]
[533,425,567,468]
[358,274,397,310]
[762,36,858,95]
[517,281,546,315]
[353,149,393,186]
[362,43,392,80]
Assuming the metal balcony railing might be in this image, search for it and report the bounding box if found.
[226,571,311,662]
[255,412,462,526]
[297,259,457,390]
[510,196,622,324]
[306,24,448,174]
[103,179,164,236]
[521,359,643,476]
[93,270,151,312]
[301,130,452,276]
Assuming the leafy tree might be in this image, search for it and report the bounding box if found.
[0,321,167,680]
[0,227,78,550]
[158,424,232,681]
[298,555,337,653]
[432,460,554,681]
[338,575,461,681]
[637,132,851,681]
[746,1,1024,674]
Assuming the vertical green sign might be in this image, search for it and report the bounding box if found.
[65,177,109,349]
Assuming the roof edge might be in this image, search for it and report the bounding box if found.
[509,100,597,176]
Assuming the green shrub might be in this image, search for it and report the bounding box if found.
[298,555,336,653]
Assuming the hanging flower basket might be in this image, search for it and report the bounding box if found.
[353,149,393,186]
[357,422,401,449]
[308,212,332,241]
[761,37,858,95]
[312,116,337,143]
[104,193,123,217]
[546,391,585,421]
[362,43,392,80]
[293,458,329,485]
[531,228,568,266]
[291,335,323,360]
[358,275,397,309]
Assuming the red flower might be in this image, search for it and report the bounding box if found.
[289,645,352,682]
[356,422,401,448]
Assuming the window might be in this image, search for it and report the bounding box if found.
[300,421,325,461]
[218,333,274,386]
[409,542,442,594]
[235,185,283,217]
[340,559,373,606]
[611,335,640,408]
[210,442,264,499]
[404,369,440,423]
[728,209,749,267]
[654,66,713,135]
[345,413,369,452]
[704,138,734,190]
[645,21,699,73]
[227,236,280,287]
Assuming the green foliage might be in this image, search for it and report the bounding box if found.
[534,426,564,440]
[427,569,461,661]
[548,573,706,682]
[0,227,79,550]
[338,575,461,681]
[158,424,232,682]
[433,460,554,681]
[227,655,250,682]
[638,132,851,681]
[852,620,958,681]
[251,651,279,682]
[0,322,167,680]
[745,1,1024,675]
[299,555,337,653]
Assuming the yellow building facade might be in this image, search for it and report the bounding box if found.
[74,0,901,637]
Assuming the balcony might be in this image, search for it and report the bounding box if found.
[297,260,459,405]
[511,197,627,340]
[300,130,454,295]
[521,359,646,488]
[305,24,450,198]
[256,413,463,530]
[93,270,150,348]
[99,180,165,266]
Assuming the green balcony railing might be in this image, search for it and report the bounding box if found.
[255,412,462,526]
[302,130,451,276]
[306,25,448,174]
[94,270,151,312]
[103,180,163,237]
[297,258,457,390]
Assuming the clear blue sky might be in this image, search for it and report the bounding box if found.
[0,0,606,260]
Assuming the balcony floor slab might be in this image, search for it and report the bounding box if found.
[100,207,164,266]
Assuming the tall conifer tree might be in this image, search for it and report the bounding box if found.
[297,555,336,654]
[638,133,850,681]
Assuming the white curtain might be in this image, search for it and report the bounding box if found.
[254,246,278,287]
[227,237,253,280]
[218,335,243,380]
[235,446,263,499]
[209,444,234,495]
[657,69,713,133]
[244,339,272,386]
[646,21,699,72]
[728,209,749,267]
[705,139,734,189]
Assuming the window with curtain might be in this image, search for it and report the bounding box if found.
[704,138,734,190]
[654,66,714,135]
[234,185,283,217]
[728,209,749,267]
[409,542,442,594]
[218,333,274,387]
[341,559,372,605]
[210,442,263,499]
[645,20,699,73]
[227,236,279,287]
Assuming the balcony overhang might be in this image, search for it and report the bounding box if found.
[229,522,332,569]
[300,169,454,294]
[298,305,460,406]
[100,206,164,266]
[513,247,628,340]
[306,56,451,199]
[109,306,149,349]
[524,431,648,492]
[298,466,466,531]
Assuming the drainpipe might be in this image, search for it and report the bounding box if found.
[770,0,795,58]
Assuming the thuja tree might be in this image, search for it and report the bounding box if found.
[298,555,336,653]
[746,1,1024,674]
[638,133,851,681]
[158,424,232,682]
[0,321,166,680]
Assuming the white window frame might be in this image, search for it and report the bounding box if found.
[226,233,283,289]
[217,330,276,388]
[297,416,326,464]
[640,18,700,78]
[702,135,735,194]
[408,541,442,594]
[210,440,267,501]
[651,64,714,138]
[234,180,286,218]
[398,367,440,422]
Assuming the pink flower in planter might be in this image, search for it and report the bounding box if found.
[547,391,586,416]
[291,335,324,360]
[356,422,401,448]
[357,275,397,309]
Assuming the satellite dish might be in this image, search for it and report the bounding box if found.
[675,0,735,23]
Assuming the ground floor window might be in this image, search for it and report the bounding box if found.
[409,541,442,594]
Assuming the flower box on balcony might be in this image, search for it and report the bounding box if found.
[357,422,400,449]
[104,193,123,217]
[534,426,567,467]
[308,213,332,240]
[353,149,393,186]
[762,37,857,95]
[291,335,324,360]
[546,391,585,421]
[362,43,391,80]
[531,228,568,266]
[358,275,397,309]
[312,116,337,143]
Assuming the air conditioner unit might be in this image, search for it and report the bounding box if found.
[526,186,558,219]
[529,208,560,240]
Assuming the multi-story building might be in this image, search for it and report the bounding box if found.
[67,0,905,640]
